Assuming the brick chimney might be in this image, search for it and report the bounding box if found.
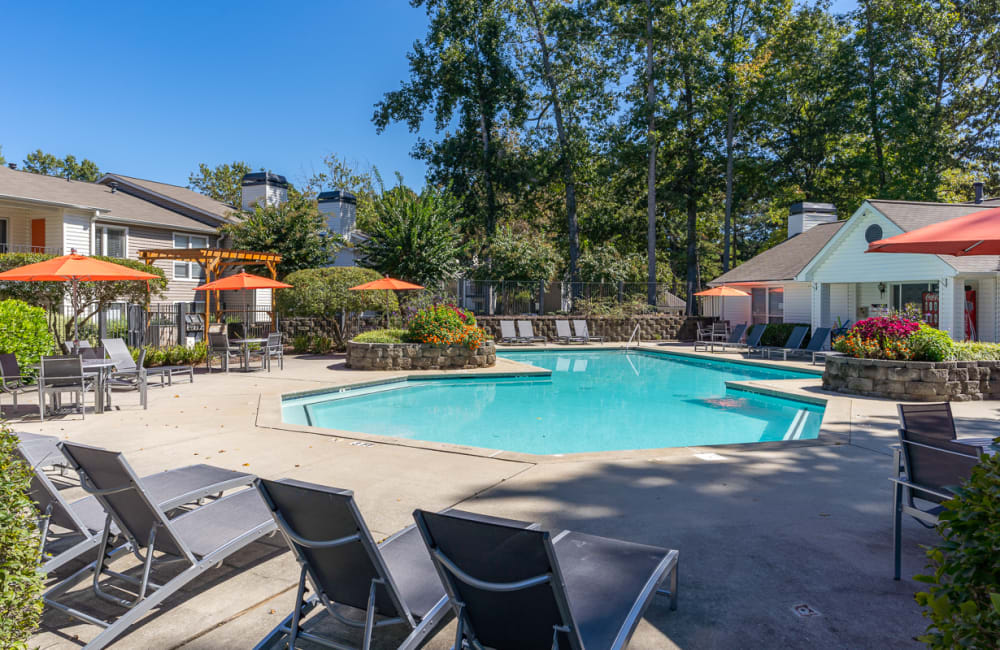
[240,172,289,211]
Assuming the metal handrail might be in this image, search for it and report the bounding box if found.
[625,323,640,350]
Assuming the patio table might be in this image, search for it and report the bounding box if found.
[229,338,268,372]
[32,359,116,415]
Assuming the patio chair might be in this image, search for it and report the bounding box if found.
[207,332,243,373]
[412,508,679,650]
[45,442,276,649]
[17,439,255,575]
[498,320,526,344]
[0,353,34,407]
[102,337,193,387]
[891,429,981,580]
[265,333,284,371]
[253,479,538,650]
[555,319,586,344]
[573,319,605,343]
[63,340,93,355]
[897,403,996,449]
[760,325,809,361]
[695,323,746,352]
[831,320,852,339]
[517,320,546,344]
[709,323,764,354]
[38,355,94,421]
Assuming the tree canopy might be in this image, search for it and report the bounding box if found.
[21,149,101,181]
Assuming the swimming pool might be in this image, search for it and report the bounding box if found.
[282,350,824,455]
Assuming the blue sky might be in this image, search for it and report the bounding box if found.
[0,0,857,192]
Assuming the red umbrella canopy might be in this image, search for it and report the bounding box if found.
[194,272,292,291]
[348,277,424,291]
[0,253,160,281]
[867,206,1000,256]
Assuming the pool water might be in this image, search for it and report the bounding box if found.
[282,350,824,455]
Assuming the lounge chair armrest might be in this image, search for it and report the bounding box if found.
[888,477,954,501]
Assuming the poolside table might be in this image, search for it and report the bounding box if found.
[32,358,117,415]
[229,338,268,372]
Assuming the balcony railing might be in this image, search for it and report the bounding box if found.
[0,243,66,255]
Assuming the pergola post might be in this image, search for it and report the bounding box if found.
[265,260,278,333]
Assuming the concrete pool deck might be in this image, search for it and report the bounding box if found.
[12,345,999,648]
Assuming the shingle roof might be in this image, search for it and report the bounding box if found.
[0,166,218,233]
[866,199,1000,273]
[99,173,235,222]
[710,221,845,285]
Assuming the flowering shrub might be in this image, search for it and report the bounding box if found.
[852,316,921,341]
[908,326,954,362]
[834,330,915,360]
[407,305,487,350]
[952,341,1000,361]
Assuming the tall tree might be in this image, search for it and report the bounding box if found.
[373,0,528,242]
[22,150,101,181]
[644,0,658,304]
[305,154,384,232]
[188,161,252,208]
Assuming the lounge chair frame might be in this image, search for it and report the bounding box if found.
[45,443,274,650]
[102,337,193,387]
[555,320,586,344]
[572,319,605,343]
[498,321,528,345]
[762,325,810,360]
[694,323,746,352]
[413,509,678,650]
[517,320,546,344]
[254,479,452,650]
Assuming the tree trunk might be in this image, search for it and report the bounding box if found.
[526,0,580,288]
[863,6,887,193]
[723,104,735,273]
[683,68,699,316]
[645,0,658,306]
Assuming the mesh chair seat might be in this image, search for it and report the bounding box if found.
[170,489,274,558]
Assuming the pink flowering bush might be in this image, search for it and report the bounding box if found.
[852,316,921,341]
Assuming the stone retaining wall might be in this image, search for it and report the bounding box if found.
[823,355,1000,401]
[476,315,710,342]
[346,341,497,370]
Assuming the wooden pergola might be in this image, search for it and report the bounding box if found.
[137,248,283,340]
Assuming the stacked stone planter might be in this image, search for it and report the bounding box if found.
[476,315,711,342]
[346,341,496,370]
[823,355,1000,401]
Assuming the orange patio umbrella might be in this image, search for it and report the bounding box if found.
[694,286,750,323]
[194,271,292,291]
[866,206,1000,256]
[0,252,160,350]
[349,277,424,326]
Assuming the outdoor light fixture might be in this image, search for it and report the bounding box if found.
[878,282,886,296]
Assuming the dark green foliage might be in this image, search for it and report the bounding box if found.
[357,186,461,289]
[0,299,55,376]
[22,149,100,181]
[278,267,399,319]
[221,193,340,278]
[914,448,1000,648]
[187,161,252,208]
[0,423,43,647]
[352,329,408,344]
[130,343,207,367]
[475,226,559,284]
[749,322,811,348]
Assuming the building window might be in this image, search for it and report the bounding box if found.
[768,288,784,324]
[892,282,938,314]
[751,287,784,324]
[172,234,209,280]
[0,219,7,253]
[95,226,127,258]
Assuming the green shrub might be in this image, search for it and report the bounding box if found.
[914,446,1000,647]
[0,423,44,646]
[749,322,811,348]
[952,341,1000,361]
[130,343,208,367]
[313,336,334,354]
[291,334,312,354]
[908,326,954,362]
[0,299,55,377]
[353,329,408,344]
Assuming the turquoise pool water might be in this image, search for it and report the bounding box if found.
[282,350,824,455]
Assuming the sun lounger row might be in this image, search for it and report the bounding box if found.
[19,432,679,649]
[499,319,606,344]
[694,323,836,362]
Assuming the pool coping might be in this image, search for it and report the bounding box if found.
[256,346,851,464]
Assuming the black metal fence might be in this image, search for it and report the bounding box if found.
[454,280,685,315]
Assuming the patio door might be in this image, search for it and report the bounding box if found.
[31,218,45,252]
[751,288,768,324]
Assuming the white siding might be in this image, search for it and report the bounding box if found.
[804,207,954,283]
[782,282,811,323]
[829,283,852,328]
[973,278,996,342]
[62,213,91,255]
[856,283,886,317]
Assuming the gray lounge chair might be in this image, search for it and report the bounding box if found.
[45,442,276,649]
[517,320,546,344]
[897,403,996,450]
[573,319,605,343]
[17,439,255,575]
[891,428,981,580]
[413,508,679,650]
[254,479,537,650]
[695,323,746,352]
[1,353,34,407]
[780,327,831,362]
[555,320,585,344]
[498,321,526,344]
[102,337,193,386]
[762,325,809,360]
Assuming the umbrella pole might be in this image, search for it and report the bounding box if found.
[72,277,80,354]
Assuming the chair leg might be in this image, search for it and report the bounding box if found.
[892,481,903,580]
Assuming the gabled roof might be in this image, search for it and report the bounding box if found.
[861,200,999,273]
[709,221,845,285]
[98,173,235,223]
[0,166,218,233]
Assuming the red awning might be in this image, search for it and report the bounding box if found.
[866,206,1000,256]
